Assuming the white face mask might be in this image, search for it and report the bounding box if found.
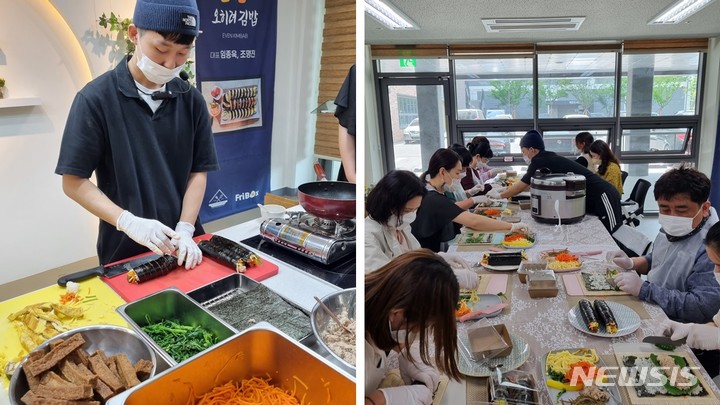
[389,320,417,345]
[715,271,720,285]
[388,211,417,230]
[136,41,184,85]
[459,172,467,179]
[658,207,703,237]
[522,154,532,165]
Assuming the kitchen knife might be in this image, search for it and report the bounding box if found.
[57,253,160,287]
[642,336,687,347]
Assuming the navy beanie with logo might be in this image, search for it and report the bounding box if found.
[519,130,545,150]
[133,0,199,37]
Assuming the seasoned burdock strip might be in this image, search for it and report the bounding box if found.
[88,354,122,392]
[25,334,85,377]
[92,379,114,402]
[114,354,141,388]
[39,371,74,387]
[31,397,100,405]
[35,383,94,400]
[134,359,153,380]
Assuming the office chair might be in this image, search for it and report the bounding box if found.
[621,170,628,186]
[621,179,651,227]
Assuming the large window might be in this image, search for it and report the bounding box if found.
[454,57,534,120]
[538,52,617,118]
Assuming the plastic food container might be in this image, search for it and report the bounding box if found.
[527,270,559,298]
[488,369,540,404]
[105,323,355,405]
[518,262,546,284]
[459,321,512,362]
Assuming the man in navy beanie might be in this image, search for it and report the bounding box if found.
[56,0,218,270]
[490,129,623,234]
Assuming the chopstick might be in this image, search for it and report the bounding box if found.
[314,296,353,335]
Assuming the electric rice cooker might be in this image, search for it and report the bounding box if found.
[530,173,586,224]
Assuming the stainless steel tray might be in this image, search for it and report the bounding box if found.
[116,287,236,366]
[187,273,314,344]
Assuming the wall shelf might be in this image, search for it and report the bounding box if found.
[0,97,42,109]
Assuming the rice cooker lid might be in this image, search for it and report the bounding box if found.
[531,172,586,187]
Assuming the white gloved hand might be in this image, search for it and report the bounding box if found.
[399,348,441,392]
[173,222,202,269]
[437,252,471,271]
[488,184,507,193]
[488,168,503,177]
[686,323,720,351]
[606,250,633,270]
[613,271,644,296]
[453,268,480,290]
[510,222,530,233]
[471,195,490,204]
[116,210,177,256]
[662,319,691,340]
[486,189,503,199]
[468,184,485,196]
[380,385,433,405]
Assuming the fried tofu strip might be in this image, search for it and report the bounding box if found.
[24,334,85,377]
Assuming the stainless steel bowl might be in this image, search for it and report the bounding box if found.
[9,325,157,405]
[310,288,356,371]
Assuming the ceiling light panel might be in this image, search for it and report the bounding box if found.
[482,17,585,33]
[365,0,419,30]
[649,0,716,24]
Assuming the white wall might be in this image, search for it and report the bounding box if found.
[0,0,324,285]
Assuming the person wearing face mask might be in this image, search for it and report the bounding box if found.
[491,130,623,234]
[574,132,597,173]
[607,165,720,325]
[660,221,720,380]
[467,137,505,183]
[588,140,623,195]
[411,149,530,252]
[55,0,217,269]
[365,170,480,290]
[365,250,461,405]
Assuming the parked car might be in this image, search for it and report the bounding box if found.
[485,109,507,119]
[403,118,420,143]
[457,109,485,120]
[563,114,589,119]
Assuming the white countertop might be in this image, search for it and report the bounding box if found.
[214,215,343,313]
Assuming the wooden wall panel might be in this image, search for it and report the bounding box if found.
[314,0,356,159]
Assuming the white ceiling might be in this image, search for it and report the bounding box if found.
[365,0,720,44]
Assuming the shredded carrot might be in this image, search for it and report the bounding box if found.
[195,376,305,404]
[59,292,81,304]
[482,208,502,216]
[455,301,471,317]
[504,233,524,242]
[555,253,580,262]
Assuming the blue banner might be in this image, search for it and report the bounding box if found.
[195,0,277,222]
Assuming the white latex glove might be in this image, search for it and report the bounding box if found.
[488,184,507,193]
[399,347,441,391]
[488,168,503,177]
[437,252,471,271]
[510,222,530,233]
[173,222,202,269]
[606,250,633,270]
[486,189,503,200]
[453,268,480,290]
[116,210,177,255]
[468,184,485,196]
[380,385,432,405]
[686,323,720,351]
[471,195,490,204]
[613,271,644,296]
[661,319,690,340]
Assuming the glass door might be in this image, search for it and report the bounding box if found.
[378,77,451,174]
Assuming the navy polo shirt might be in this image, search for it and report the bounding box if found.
[56,56,219,264]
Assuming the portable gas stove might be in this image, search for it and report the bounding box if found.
[258,211,355,265]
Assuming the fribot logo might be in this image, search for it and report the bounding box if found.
[208,189,228,208]
[235,190,259,201]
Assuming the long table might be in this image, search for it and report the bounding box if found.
[441,206,720,404]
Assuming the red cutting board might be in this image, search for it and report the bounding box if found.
[102,233,278,302]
